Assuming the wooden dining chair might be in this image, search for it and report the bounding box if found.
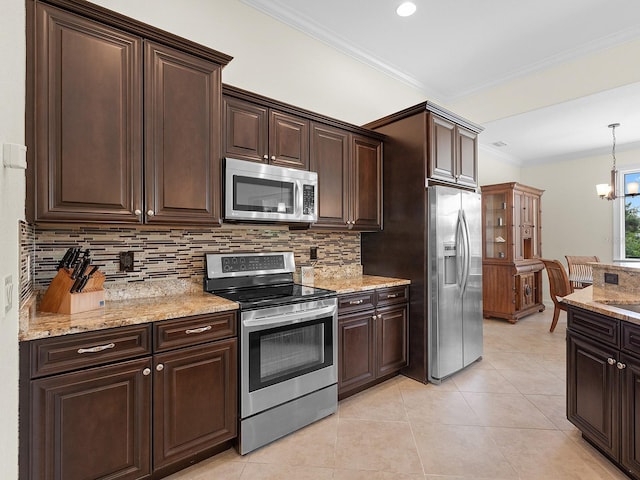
[565,255,600,289]
[541,259,574,332]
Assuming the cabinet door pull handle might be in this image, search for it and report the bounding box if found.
[617,362,627,370]
[349,299,364,305]
[147,210,155,216]
[263,154,269,160]
[134,209,142,216]
[387,293,399,299]
[185,325,212,335]
[77,342,116,354]
[142,368,151,376]
[156,364,164,372]
[607,357,616,365]
[271,155,276,161]
[372,315,377,321]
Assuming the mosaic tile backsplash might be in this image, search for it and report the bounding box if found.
[23,222,362,300]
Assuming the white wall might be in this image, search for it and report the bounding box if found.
[0,0,25,477]
[477,147,522,186]
[448,38,640,124]
[88,0,427,125]
[522,149,640,265]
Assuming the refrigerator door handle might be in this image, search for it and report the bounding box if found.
[456,210,464,293]
[460,210,471,296]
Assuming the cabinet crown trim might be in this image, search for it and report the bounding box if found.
[363,100,483,134]
[35,0,233,65]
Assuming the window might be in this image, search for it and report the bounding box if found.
[614,166,640,260]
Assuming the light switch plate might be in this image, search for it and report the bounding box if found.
[3,274,13,315]
[3,143,27,169]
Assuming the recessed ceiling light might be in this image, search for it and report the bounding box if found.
[396,2,417,17]
[492,141,508,147]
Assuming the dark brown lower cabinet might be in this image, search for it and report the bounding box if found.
[567,331,619,458]
[339,310,376,394]
[376,305,408,377]
[30,358,152,480]
[153,338,237,471]
[338,286,408,399]
[21,312,238,480]
[567,306,640,479]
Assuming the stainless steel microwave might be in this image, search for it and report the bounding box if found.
[224,157,318,224]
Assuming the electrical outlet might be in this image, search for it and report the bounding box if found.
[604,272,619,285]
[119,251,134,272]
[4,275,13,314]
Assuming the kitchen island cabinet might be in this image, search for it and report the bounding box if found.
[20,310,238,480]
[27,0,231,226]
[566,303,640,479]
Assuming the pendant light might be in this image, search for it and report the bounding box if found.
[596,123,638,200]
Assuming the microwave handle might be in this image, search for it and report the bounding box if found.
[293,181,300,217]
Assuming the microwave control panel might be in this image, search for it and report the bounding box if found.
[303,184,315,215]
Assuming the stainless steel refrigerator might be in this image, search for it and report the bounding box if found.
[427,185,483,383]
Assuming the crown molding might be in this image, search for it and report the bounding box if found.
[242,0,640,103]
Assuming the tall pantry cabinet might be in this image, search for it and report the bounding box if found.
[481,182,545,322]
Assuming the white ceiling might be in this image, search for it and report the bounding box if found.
[241,0,640,165]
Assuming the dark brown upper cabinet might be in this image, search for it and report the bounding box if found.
[310,124,382,231]
[310,123,350,228]
[428,114,478,188]
[222,85,384,231]
[350,134,383,230]
[144,41,222,225]
[364,101,482,190]
[222,95,310,170]
[27,0,231,225]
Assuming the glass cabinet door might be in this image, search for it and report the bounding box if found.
[483,192,508,260]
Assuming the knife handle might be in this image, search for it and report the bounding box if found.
[70,276,84,293]
[76,276,89,293]
[57,248,73,270]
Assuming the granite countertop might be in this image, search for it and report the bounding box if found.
[309,275,411,294]
[563,286,640,325]
[20,275,410,341]
[19,291,239,341]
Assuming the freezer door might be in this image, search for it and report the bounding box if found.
[428,186,464,381]
[461,190,483,367]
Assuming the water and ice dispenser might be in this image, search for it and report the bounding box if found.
[443,242,457,284]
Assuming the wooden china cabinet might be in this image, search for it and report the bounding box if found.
[481,182,545,322]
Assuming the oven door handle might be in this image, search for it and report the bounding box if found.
[243,305,336,328]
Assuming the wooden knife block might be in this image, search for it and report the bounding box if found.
[39,268,106,315]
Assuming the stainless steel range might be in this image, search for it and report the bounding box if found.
[204,252,337,454]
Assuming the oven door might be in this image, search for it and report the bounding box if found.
[240,298,337,418]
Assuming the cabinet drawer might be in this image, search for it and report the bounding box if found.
[154,311,236,352]
[376,286,409,307]
[30,324,151,378]
[568,307,619,347]
[338,291,376,314]
[622,322,640,357]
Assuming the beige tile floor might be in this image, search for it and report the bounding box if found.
[166,309,630,480]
